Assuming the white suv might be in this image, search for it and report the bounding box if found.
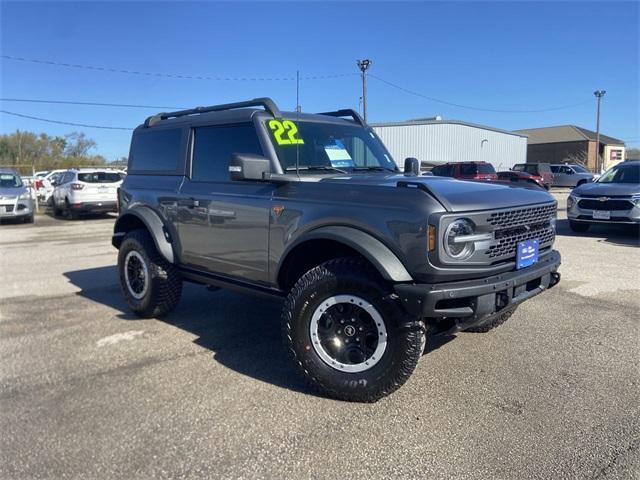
[52,168,124,219]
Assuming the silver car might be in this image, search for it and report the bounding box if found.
[0,169,35,223]
[550,164,595,187]
[567,161,640,232]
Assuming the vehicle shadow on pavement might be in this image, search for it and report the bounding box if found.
[555,219,640,247]
[64,266,313,396]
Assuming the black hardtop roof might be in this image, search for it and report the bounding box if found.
[137,97,365,131]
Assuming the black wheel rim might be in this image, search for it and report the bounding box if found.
[310,295,387,373]
[124,251,148,299]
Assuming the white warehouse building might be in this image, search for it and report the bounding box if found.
[372,118,528,171]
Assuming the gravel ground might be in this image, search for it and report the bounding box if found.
[0,198,638,479]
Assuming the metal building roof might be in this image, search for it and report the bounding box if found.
[371,118,528,138]
[513,125,625,145]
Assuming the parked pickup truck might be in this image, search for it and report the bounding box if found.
[112,98,561,402]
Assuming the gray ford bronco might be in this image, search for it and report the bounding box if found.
[112,98,561,402]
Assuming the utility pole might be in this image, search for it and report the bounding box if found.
[357,59,372,123]
[594,90,606,173]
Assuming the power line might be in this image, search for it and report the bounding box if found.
[0,98,183,109]
[0,110,133,130]
[1,54,356,81]
[369,74,592,113]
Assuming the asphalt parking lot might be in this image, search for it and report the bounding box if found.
[1,193,638,479]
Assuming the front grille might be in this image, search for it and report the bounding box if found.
[578,199,633,211]
[487,203,556,228]
[1,205,15,212]
[484,203,556,261]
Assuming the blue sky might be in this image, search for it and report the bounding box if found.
[1,1,638,160]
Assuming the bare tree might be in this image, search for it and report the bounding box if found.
[64,132,97,158]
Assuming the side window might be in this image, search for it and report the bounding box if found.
[61,172,73,184]
[550,166,559,173]
[460,164,477,175]
[130,128,183,173]
[191,124,263,182]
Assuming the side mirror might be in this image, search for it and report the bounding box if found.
[404,157,420,176]
[229,153,271,181]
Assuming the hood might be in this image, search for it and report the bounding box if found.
[0,186,27,198]
[321,174,555,212]
[572,181,639,197]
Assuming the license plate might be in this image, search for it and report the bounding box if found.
[517,239,539,270]
[593,210,610,220]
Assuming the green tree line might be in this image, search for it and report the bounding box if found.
[0,130,118,174]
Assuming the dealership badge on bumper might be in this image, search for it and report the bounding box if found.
[517,239,539,270]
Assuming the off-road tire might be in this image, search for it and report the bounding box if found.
[569,220,589,233]
[118,229,182,318]
[282,257,425,402]
[465,307,517,333]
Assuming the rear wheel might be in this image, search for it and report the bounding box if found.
[64,199,78,220]
[569,220,590,233]
[282,257,425,402]
[118,229,182,318]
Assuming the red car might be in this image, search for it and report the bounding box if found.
[431,161,498,181]
[497,170,548,190]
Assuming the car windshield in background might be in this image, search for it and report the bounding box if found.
[265,119,397,173]
[597,164,640,184]
[0,173,23,188]
[78,172,123,183]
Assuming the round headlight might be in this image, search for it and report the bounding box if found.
[444,218,475,259]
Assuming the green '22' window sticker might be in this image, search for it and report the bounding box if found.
[268,120,304,145]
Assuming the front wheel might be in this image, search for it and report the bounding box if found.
[282,257,424,402]
[569,220,590,233]
[118,229,182,318]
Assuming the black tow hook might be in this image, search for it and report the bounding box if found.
[550,272,561,288]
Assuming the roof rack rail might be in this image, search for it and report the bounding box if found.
[317,109,365,126]
[144,97,282,127]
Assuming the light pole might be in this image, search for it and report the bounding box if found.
[594,90,606,173]
[357,59,372,123]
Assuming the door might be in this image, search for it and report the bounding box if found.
[177,123,274,284]
[53,171,72,206]
[556,165,573,186]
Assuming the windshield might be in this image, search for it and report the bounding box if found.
[78,172,123,183]
[265,119,397,173]
[597,163,640,184]
[0,173,23,188]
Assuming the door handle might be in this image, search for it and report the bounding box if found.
[179,197,200,208]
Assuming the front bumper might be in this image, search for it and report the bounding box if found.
[0,201,33,218]
[568,197,640,225]
[395,250,561,332]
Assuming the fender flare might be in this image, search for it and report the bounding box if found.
[283,225,413,283]
[112,207,175,264]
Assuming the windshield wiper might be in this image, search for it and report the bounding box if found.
[285,166,348,174]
